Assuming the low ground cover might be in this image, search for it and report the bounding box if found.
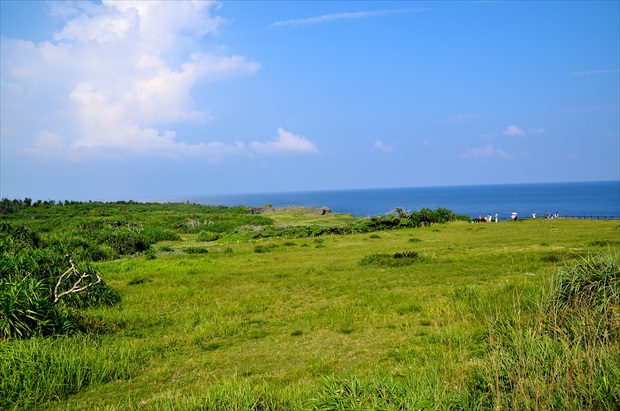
[1,203,618,410]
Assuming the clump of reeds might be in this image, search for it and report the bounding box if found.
[0,335,140,410]
[468,252,620,410]
[547,253,619,343]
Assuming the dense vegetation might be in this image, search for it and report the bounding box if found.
[0,200,618,410]
[0,223,120,340]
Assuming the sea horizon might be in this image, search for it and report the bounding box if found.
[141,180,620,219]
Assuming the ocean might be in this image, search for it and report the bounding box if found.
[174,181,619,219]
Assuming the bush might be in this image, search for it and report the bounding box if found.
[98,230,149,256]
[128,278,152,286]
[47,234,109,262]
[183,247,208,254]
[360,251,421,267]
[0,223,40,249]
[254,245,270,253]
[144,248,157,260]
[197,231,221,242]
[0,262,119,340]
[0,225,120,340]
[55,262,121,309]
[0,276,65,339]
[350,207,468,233]
[142,227,181,243]
[547,253,619,342]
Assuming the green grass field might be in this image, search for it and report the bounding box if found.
[2,211,619,410]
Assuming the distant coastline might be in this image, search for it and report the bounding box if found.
[147,180,620,219]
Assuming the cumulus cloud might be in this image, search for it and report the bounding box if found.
[250,128,319,154]
[462,144,512,160]
[502,124,526,136]
[1,0,259,160]
[53,0,224,44]
[374,140,393,152]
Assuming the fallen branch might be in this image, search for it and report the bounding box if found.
[53,255,101,304]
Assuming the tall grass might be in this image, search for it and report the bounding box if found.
[461,253,620,410]
[0,335,141,410]
[106,376,303,411]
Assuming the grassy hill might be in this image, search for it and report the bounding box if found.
[1,202,618,410]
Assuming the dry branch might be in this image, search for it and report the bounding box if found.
[53,255,101,304]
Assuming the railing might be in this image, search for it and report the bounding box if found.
[562,216,620,220]
[471,216,620,222]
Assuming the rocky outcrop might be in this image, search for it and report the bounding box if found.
[246,205,331,215]
[246,205,275,214]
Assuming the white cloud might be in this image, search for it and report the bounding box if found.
[25,126,247,162]
[1,0,259,160]
[529,128,546,135]
[53,1,223,44]
[462,144,512,160]
[374,140,393,152]
[270,8,427,28]
[502,124,526,136]
[53,5,140,43]
[572,69,619,76]
[250,128,319,154]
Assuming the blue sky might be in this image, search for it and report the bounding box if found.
[1,1,618,201]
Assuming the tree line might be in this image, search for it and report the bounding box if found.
[0,198,153,214]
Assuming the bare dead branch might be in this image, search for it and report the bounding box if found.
[53,255,102,304]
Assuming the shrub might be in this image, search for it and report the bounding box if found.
[197,231,221,242]
[0,226,120,340]
[56,263,121,309]
[128,278,152,286]
[0,276,63,339]
[0,223,41,249]
[360,251,421,267]
[142,227,181,243]
[98,230,149,256]
[547,253,619,342]
[50,236,108,262]
[254,245,271,253]
[183,247,208,254]
[144,248,157,260]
